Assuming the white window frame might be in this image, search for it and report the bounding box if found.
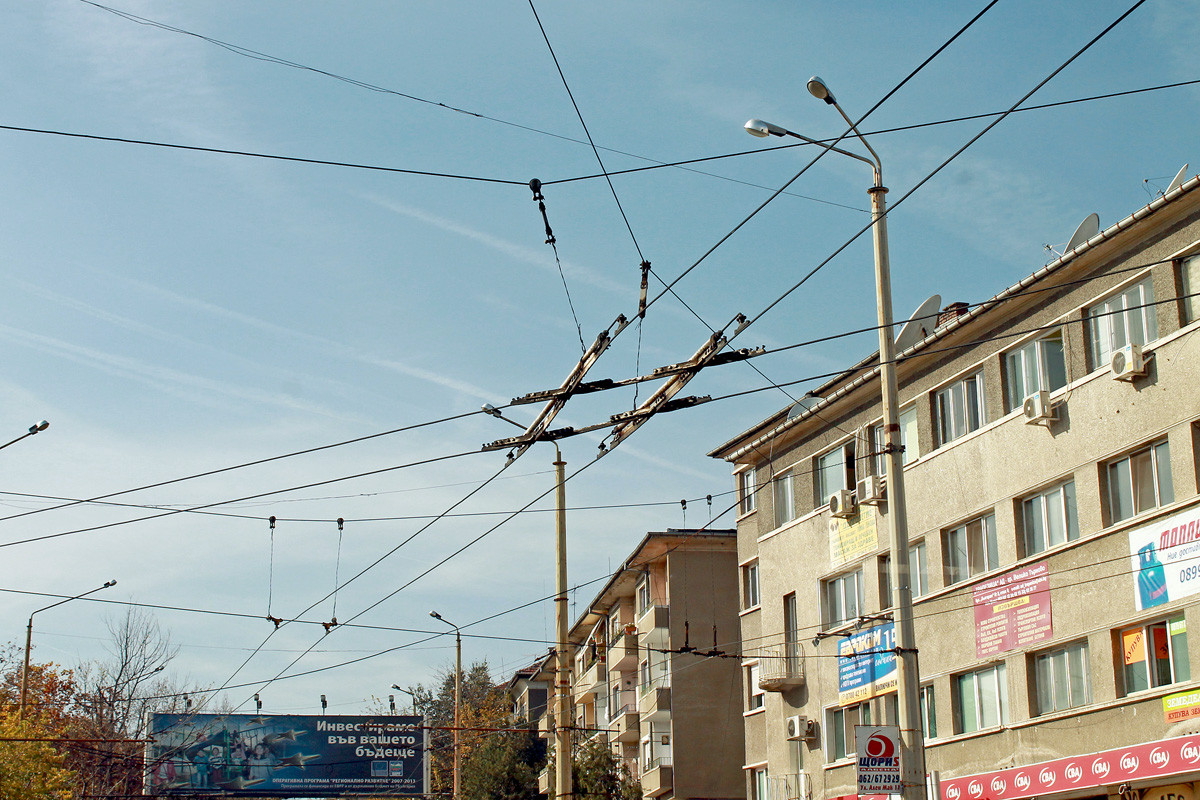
[881,541,929,607]
[1088,276,1157,369]
[745,662,764,712]
[637,578,652,616]
[919,683,937,739]
[823,568,863,629]
[1023,480,1079,555]
[935,371,985,446]
[1121,615,1190,694]
[826,700,871,761]
[1034,640,1090,715]
[741,560,760,610]
[954,662,1008,734]
[816,440,856,505]
[772,469,795,528]
[737,467,757,516]
[751,766,769,800]
[871,404,919,476]
[945,514,998,585]
[1005,329,1067,411]
[1107,440,1174,524]
[1183,254,1200,324]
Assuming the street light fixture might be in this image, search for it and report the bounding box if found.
[430,611,462,800]
[390,684,419,715]
[746,77,925,800]
[0,420,50,453]
[21,579,116,717]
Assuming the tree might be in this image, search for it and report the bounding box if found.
[0,708,75,800]
[573,738,640,800]
[461,724,544,800]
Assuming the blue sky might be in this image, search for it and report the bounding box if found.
[2,0,1197,715]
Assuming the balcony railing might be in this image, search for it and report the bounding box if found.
[769,772,811,800]
[758,645,805,691]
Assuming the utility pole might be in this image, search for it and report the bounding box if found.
[553,447,573,800]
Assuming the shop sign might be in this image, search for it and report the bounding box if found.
[1129,503,1200,611]
[1141,783,1195,800]
[940,733,1200,800]
[829,507,878,566]
[972,562,1052,658]
[856,725,901,795]
[1165,690,1200,724]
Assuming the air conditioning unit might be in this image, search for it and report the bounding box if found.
[1022,390,1055,426]
[856,475,886,505]
[1110,343,1147,381]
[786,715,816,742]
[829,489,857,519]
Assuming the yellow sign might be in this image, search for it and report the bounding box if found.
[829,506,879,566]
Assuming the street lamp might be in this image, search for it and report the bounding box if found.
[390,684,419,715]
[21,579,116,717]
[430,611,462,800]
[746,76,925,800]
[0,420,49,453]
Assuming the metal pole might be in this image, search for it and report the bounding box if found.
[553,449,573,800]
[870,182,926,800]
[453,628,461,800]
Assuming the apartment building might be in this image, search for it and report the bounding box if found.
[548,528,746,800]
[709,173,1200,800]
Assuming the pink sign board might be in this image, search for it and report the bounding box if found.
[973,562,1052,658]
[941,733,1200,800]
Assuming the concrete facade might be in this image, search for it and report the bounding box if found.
[543,529,747,800]
[710,176,1200,800]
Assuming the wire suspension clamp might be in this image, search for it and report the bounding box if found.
[530,178,555,245]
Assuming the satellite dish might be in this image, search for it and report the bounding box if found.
[1166,163,1189,194]
[786,393,821,420]
[1065,213,1100,253]
[894,294,942,352]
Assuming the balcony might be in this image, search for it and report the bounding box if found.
[639,685,671,721]
[641,757,673,797]
[537,766,551,796]
[769,772,812,800]
[636,605,669,637]
[574,654,607,701]
[607,632,639,672]
[536,711,553,741]
[758,645,805,692]
[610,703,640,742]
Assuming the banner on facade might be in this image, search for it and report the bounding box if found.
[1129,502,1200,611]
[838,622,896,705]
[856,725,902,794]
[829,506,879,566]
[972,562,1052,658]
[144,713,426,797]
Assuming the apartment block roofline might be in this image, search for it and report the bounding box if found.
[707,171,1200,463]
[567,528,736,639]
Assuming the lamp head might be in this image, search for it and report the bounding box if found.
[744,119,787,138]
[482,404,502,418]
[806,75,836,104]
[29,420,49,435]
[103,580,117,588]
[429,610,442,620]
[391,684,402,690]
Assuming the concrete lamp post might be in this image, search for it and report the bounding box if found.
[430,611,462,800]
[745,75,926,800]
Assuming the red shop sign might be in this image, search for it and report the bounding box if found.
[941,734,1200,800]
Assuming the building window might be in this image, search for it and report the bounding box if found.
[637,579,652,615]
[935,371,985,446]
[823,569,863,628]
[1108,440,1174,524]
[746,663,764,711]
[880,541,928,608]
[920,684,937,739]
[737,468,757,515]
[1023,481,1079,555]
[742,561,760,610]
[1183,254,1200,324]
[783,593,800,675]
[945,514,998,585]
[751,767,769,800]
[954,663,1007,733]
[639,659,650,692]
[828,701,871,761]
[1088,277,1157,369]
[871,404,919,476]
[1005,329,1067,411]
[1121,615,1190,694]
[816,440,856,505]
[1034,641,1090,714]
[773,470,795,528]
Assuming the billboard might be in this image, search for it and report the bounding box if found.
[145,713,426,796]
[1128,503,1200,610]
[972,562,1052,658]
[837,622,896,705]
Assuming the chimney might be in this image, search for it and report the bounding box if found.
[936,302,969,328]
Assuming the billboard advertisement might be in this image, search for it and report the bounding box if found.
[837,622,896,705]
[145,713,426,796]
[1128,503,1200,611]
[972,562,1052,658]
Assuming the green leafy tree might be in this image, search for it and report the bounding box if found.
[0,708,76,800]
[461,724,545,800]
[574,738,640,800]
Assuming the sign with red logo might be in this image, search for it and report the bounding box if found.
[856,726,901,794]
[973,562,1052,657]
[940,734,1200,800]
